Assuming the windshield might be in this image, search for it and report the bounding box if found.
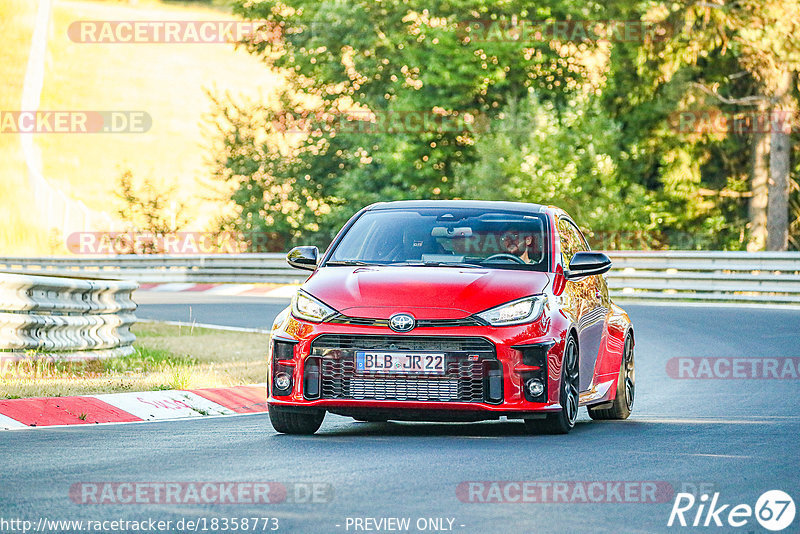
[327,208,549,271]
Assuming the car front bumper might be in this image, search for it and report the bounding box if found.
[267,312,572,420]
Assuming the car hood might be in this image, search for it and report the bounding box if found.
[303,266,551,319]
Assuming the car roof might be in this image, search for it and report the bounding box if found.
[366,199,548,214]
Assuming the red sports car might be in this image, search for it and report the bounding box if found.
[268,200,635,434]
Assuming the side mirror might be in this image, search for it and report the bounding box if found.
[287,246,319,271]
[565,251,611,280]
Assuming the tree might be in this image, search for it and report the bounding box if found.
[643,0,800,250]
[116,170,188,253]
[454,93,664,249]
[217,0,603,246]
[209,0,795,250]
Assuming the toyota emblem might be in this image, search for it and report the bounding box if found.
[389,313,416,332]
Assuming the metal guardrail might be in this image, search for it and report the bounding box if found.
[605,251,800,304]
[0,251,799,304]
[0,273,138,360]
[0,254,306,284]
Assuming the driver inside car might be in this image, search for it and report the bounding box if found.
[499,229,539,263]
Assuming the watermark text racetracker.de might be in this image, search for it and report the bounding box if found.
[457,480,675,503]
[68,20,276,44]
[67,231,274,255]
[669,109,799,135]
[69,481,332,505]
[666,357,800,379]
[272,109,488,135]
[1,111,151,134]
[457,19,672,43]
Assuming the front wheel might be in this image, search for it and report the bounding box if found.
[525,335,579,435]
[588,334,634,420]
[269,405,325,435]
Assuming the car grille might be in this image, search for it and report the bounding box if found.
[326,315,485,328]
[305,335,501,403]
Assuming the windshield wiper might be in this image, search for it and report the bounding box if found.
[400,261,484,269]
[325,260,373,266]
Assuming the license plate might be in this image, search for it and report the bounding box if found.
[355,351,446,375]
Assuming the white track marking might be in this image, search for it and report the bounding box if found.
[91,391,234,421]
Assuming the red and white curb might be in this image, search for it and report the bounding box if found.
[0,385,267,430]
[137,283,299,298]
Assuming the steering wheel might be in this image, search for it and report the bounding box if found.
[483,253,527,265]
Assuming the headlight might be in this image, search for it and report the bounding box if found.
[271,307,290,334]
[476,295,547,326]
[291,290,336,322]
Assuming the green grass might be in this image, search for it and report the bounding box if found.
[0,0,283,254]
[0,322,268,398]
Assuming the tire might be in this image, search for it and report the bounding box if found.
[588,334,634,420]
[269,405,325,435]
[525,335,579,435]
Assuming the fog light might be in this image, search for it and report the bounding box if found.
[526,378,544,397]
[275,372,292,391]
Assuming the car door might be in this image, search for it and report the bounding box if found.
[557,217,605,392]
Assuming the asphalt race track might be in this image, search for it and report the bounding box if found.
[132,292,292,331]
[1,292,798,533]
